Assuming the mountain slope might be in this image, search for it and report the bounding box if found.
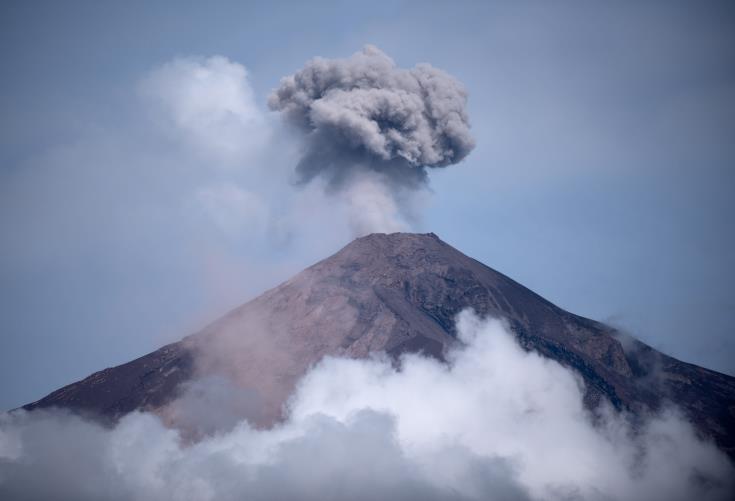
[22,232,735,455]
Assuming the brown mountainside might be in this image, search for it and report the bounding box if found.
[23,232,735,456]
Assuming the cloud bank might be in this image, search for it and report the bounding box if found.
[2,312,732,501]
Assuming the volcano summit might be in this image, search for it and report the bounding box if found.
[22,232,735,458]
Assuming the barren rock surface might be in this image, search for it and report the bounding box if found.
[23,232,735,456]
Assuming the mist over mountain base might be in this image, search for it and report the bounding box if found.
[2,311,732,501]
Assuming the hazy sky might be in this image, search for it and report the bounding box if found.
[1,0,734,411]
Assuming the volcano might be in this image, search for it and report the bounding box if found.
[22,232,735,456]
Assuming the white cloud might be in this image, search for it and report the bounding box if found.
[140,56,268,165]
[196,183,270,238]
[1,312,732,500]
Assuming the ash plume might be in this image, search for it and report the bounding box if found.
[269,46,474,233]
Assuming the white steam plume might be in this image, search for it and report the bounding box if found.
[140,55,268,166]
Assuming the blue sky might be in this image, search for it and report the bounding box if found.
[1,1,734,410]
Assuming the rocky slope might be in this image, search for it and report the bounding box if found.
[23,232,735,455]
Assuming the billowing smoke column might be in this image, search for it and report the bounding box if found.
[269,45,475,185]
[269,46,474,233]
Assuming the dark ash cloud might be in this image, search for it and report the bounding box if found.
[269,45,475,188]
